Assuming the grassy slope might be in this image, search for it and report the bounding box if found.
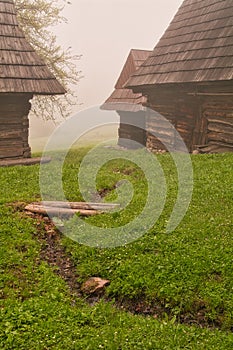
[0,150,233,349]
[64,153,233,326]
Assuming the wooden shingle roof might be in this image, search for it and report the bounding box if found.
[126,0,233,89]
[102,49,152,112]
[0,0,66,94]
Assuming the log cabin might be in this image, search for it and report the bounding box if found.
[126,0,233,153]
[101,49,151,148]
[0,0,66,160]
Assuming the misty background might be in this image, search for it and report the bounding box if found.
[29,0,183,151]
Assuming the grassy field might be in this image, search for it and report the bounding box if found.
[29,125,118,152]
[0,148,233,349]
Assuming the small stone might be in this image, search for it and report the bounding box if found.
[81,277,110,295]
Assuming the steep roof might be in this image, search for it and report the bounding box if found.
[102,49,151,112]
[126,0,233,89]
[0,0,66,94]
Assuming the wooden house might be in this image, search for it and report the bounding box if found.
[126,0,233,153]
[102,49,151,148]
[0,0,66,160]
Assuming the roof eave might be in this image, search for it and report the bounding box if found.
[127,79,233,95]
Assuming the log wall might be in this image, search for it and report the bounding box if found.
[198,97,233,153]
[0,94,32,159]
[146,94,198,152]
[118,111,146,149]
[138,83,233,154]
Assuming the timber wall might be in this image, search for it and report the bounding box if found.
[146,94,197,152]
[145,93,233,153]
[118,111,146,149]
[199,97,233,153]
[0,94,32,159]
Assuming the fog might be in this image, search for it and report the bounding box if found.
[29,0,183,151]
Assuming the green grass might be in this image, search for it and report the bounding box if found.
[0,148,233,349]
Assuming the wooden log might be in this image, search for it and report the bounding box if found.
[0,130,23,139]
[196,142,233,154]
[207,131,233,144]
[119,129,144,138]
[208,141,233,149]
[0,148,23,158]
[39,201,120,211]
[25,204,99,217]
[208,123,233,134]
[176,120,194,128]
[146,128,175,139]
[0,122,23,129]
[0,138,23,145]
[153,134,174,144]
[146,118,171,129]
[207,118,233,127]
[0,157,51,167]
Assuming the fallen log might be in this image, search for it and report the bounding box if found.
[40,201,120,211]
[25,201,120,218]
[25,204,98,217]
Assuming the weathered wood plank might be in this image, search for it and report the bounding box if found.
[0,148,23,158]
[0,157,51,167]
[25,204,99,217]
[207,131,233,144]
[208,122,233,134]
[39,201,120,211]
[207,118,233,127]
